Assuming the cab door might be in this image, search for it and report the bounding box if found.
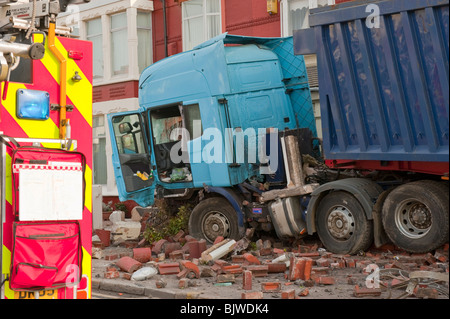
[108,111,156,207]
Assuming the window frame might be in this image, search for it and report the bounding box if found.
[182,0,222,51]
[86,17,104,80]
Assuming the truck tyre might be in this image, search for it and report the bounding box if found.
[316,191,373,255]
[189,197,241,244]
[382,181,449,253]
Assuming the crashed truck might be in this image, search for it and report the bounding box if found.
[108,0,449,255]
[1,0,92,299]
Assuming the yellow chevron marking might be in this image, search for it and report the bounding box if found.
[39,35,93,127]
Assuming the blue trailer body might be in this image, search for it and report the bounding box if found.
[294,0,449,163]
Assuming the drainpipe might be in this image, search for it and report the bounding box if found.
[48,21,68,140]
[161,0,168,57]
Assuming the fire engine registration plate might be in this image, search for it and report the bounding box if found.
[15,290,58,299]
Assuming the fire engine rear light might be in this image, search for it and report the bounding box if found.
[16,89,50,120]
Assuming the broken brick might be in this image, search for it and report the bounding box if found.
[179,260,200,279]
[152,239,168,255]
[354,285,382,298]
[315,257,331,267]
[217,274,235,283]
[158,262,181,275]
[133,247,152,263]
[241,292,263,299]
[289,257,313,281]
[289,257,305,281]
[261,282,281,293]
[245,265,269,277]
[281,289,295,299]
[298,288,309,297]
[116,256,142,274]
[268,263,287,273]
[231,255,245,263]
[243,270,252,290]
[243,253,261,265]
[222,265,243,275]
[178,278,190,289]
[104,270,120,279]
[164,242,182,257]
[314,276,335,285]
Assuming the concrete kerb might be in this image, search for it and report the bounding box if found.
[92,277,209,299]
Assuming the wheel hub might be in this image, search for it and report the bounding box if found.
[202,212,230,242]
[395,200,432,238]
[327,206,355,240]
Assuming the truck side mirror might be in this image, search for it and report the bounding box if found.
[119,122,133,134]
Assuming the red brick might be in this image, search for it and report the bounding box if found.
[122,273,132,280]
[104,270,120,279]
[314,276,335,285]
[304,258,313,280]
[311,267,330,275]
[241,292,263,299]
[268,263,287,273]
[354,285,382,297]
[104,254,119,261]
[187,241,201,259]
[315,257,331,267]
[173,230,185,242]
[298,288,309,297]
[245,265,269,277]
[297,252,320,258]
[133,247,152,263]
[169,250,184,260]
[231,255,245,263]
[217,274,235,283]
[289,257,306,281]
[179,260,200,279]
[344,258,356,268]
[281,289,295,299]
[158,262,181,275]
[273,248,285,255]
[223,265,243,274]
[243,253,261,265]
[164,242,182,257]
[261,282,281,292]
[242,270,252,290]
[178,278,190,289]
[116,256,142,273]
[152,239,167,255]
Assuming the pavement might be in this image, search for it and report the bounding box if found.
[90,242,450,300]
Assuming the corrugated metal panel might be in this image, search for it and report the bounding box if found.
[294,0,449,163]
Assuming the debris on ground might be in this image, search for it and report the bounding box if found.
[92,217,449,299]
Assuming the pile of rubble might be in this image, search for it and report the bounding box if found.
[92,218,449,299]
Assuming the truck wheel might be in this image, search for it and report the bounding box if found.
[189,197,241,244]
[382,181,449,253]
[316,191,373,255]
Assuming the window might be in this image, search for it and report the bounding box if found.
[182,0,221,51]
[111,12,129,76]
[282,0,332,36]
[137,11,152,73]
[93,115,107,185]
[87,18,103,79]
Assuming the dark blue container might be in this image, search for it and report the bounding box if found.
[294,0,449,163]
